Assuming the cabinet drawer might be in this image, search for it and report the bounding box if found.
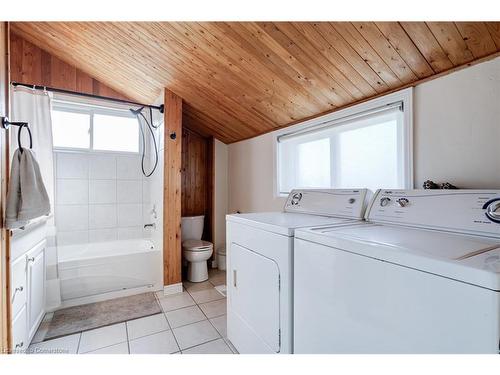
[11,221,47,261]
[12,306,28,353]
[11,255,27,318]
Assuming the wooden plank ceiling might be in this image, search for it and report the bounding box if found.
[11,22,500,143]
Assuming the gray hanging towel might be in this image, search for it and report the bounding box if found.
[5,148,51,229]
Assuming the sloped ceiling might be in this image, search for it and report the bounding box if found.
[11,22,500,143]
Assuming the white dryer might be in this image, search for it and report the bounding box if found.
[226,189,369,354]
[294,189,500,353]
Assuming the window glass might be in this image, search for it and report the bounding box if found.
[278,107,406,194]
[297,138,331,189]
[337,120,399,191]
[93,114,139,152]
[52,110,91,149]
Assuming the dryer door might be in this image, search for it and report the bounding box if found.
[229,243,280,352]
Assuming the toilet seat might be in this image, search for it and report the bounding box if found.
[183,239,213,252]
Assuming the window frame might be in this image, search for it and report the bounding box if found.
[51,100,141,155]
[273,87,413,197]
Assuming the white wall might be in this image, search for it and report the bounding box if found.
[214,139,228,251]
[413,58,500,188]
[228,132,284,213]
[228,56,500,213]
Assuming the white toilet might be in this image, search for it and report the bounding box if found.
[181,215,213,282]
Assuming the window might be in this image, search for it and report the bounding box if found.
[93,114,139,152]
[51,101,140,153]
[277,89,412,194]
[52,110,91,149]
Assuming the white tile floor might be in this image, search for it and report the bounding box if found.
[28,269,235,354]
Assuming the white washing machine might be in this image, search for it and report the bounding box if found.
[226,189,369,353]
[294,189,500,353]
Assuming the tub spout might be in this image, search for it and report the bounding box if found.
[144,223,156,229]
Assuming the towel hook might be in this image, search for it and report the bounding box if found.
[1,116,32,152]
[17,124,33,153]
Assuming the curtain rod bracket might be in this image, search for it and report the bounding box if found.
[1,116,29,130]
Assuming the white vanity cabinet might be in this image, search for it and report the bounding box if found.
[26,241,46,340]
[10,221,47,352]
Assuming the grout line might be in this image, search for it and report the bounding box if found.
[197,296,223,338]
[180,337,226,353]
[125,327,172,344]
[79,339,129,354]
[125,321,131,354]
[76,332,82,354]
[168,324,182,354]
[173,278,226,353]
[167,315,207,330]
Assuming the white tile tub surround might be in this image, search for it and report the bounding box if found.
[55,205,89,232]
[54,151,160,246]
[89,204,117,229]
[89,154,116,179]
[56,179,88,205]
[56,153,89,179]
[89,180,117,204]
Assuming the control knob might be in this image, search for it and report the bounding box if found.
[396,198,409,207]
[380,197,391,207]
[483,198,500,223]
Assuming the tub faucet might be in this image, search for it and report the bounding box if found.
[144,223,156,229]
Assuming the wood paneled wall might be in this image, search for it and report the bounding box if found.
[9,33,128,100]
[182,128,214,244]
[0,22,11,353]
[164,89,183,287]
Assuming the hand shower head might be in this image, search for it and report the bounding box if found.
[129,106,144,116]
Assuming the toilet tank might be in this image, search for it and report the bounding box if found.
[181,215,205,240]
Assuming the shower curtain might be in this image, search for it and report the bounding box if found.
[11,86,55,210]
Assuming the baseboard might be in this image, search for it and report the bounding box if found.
[211,260,217,268]
[162,282,183,296]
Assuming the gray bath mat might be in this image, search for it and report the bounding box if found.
[44,292,161,340]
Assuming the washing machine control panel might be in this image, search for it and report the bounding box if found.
[284,189,369,219]
[368,189,500,238]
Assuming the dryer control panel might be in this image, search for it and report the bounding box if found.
[367,189,500,238]
[284,189,369,219]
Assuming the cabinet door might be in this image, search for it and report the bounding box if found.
[230,243,280,352]
[10,255,27,318]
[12,306,27,353]
[27,242,45,341]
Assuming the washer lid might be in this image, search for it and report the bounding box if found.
[183,239,213,251]
[320,224,499,260]
[296,223,500,290]
[227,211,356,236]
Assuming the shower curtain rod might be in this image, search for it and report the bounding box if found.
[11,82,164,113]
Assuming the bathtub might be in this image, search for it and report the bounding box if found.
[57,239,162,305]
